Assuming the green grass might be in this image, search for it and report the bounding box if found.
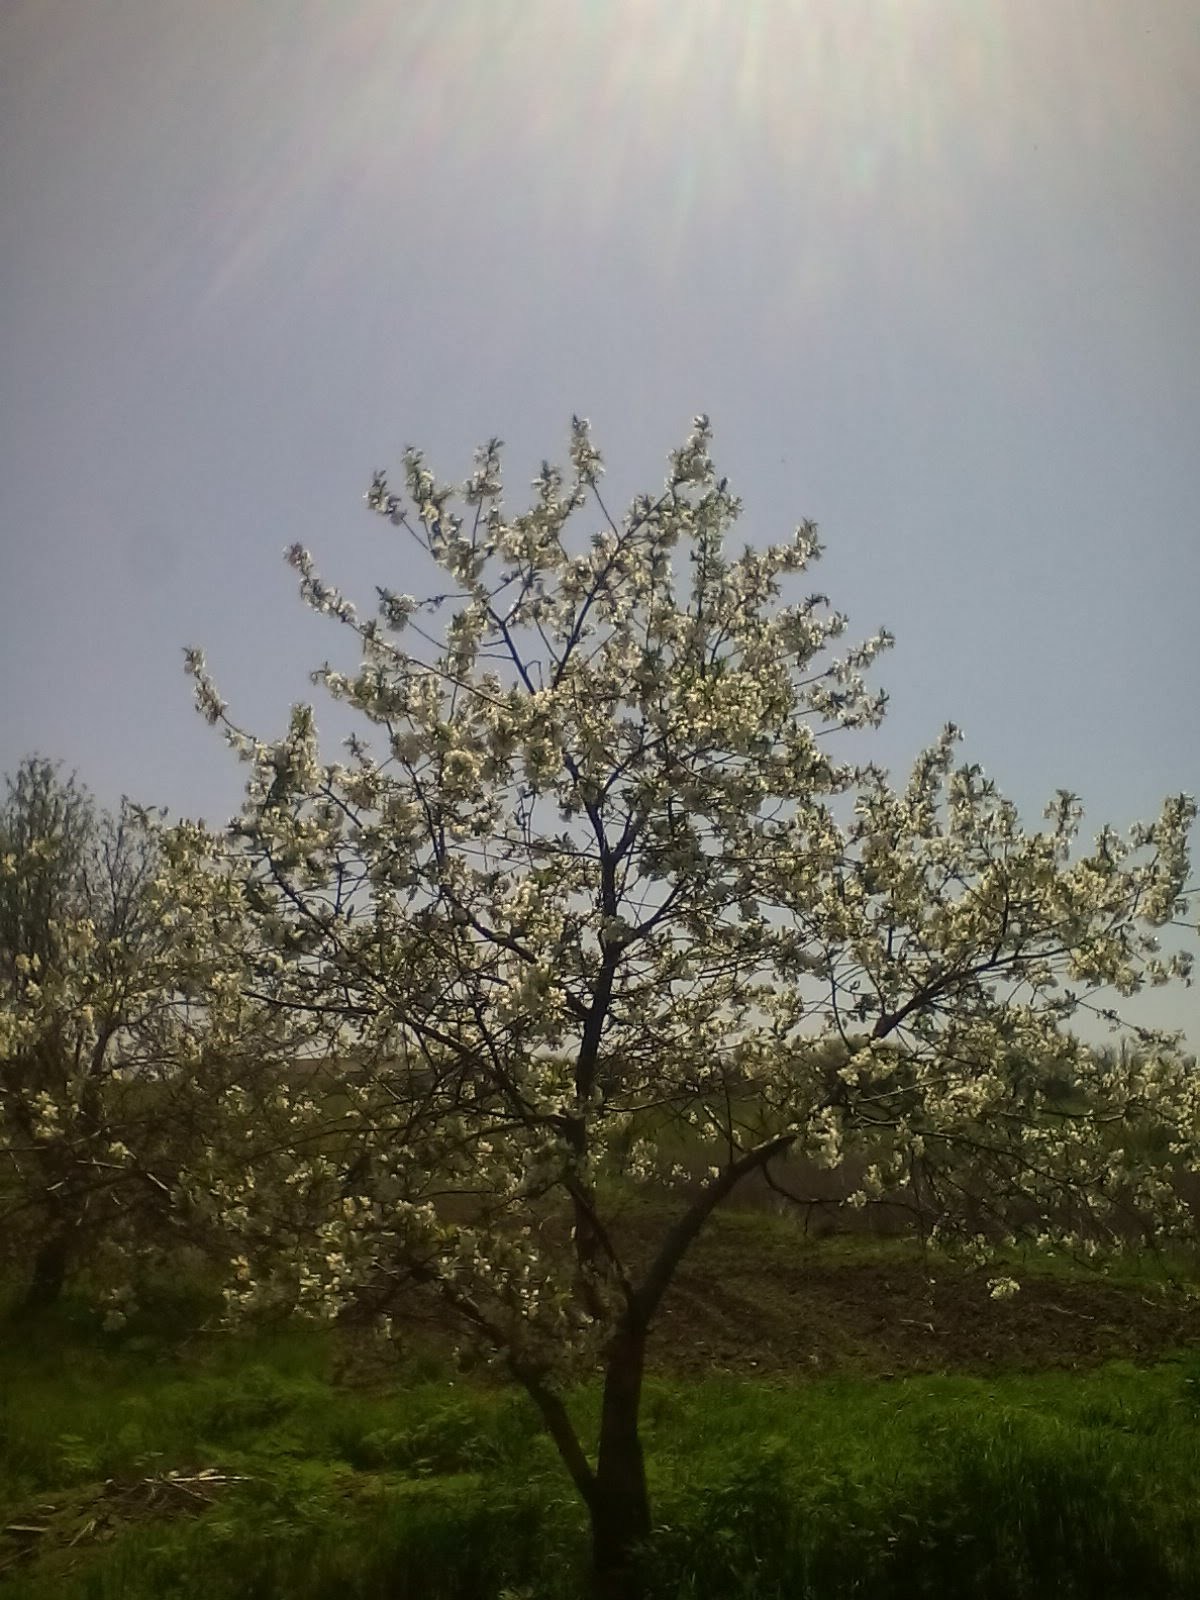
[4,1298,1200,1598]
[639,1362,1200,1598]
[0,1311,577,1599]
[4,1236,1200,1599]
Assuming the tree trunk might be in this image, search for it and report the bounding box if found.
[18,1231,70,1315]
[589,1324,652,1600]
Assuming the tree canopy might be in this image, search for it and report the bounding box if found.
[172,416,1197,1596]
[0,756,291,1316]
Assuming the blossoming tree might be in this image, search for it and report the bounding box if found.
[183,418,1196,1597]
[0,757,286,1317]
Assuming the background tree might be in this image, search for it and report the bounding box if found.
[182,419,1197,1598]
[0,758,277,1315]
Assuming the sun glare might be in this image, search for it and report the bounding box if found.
[188,0,1178,329]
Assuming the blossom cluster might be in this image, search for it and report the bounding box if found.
[155,420,1200,1379]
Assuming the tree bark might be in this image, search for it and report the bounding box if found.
[582,1145,798,1596]
[17,1230,70,1315]
[527,1150,799,1595]
[589,1322,652,1600]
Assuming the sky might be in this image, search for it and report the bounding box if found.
[1,0,1197,1040]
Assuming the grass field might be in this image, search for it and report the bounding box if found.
[4,1214,1200,1598]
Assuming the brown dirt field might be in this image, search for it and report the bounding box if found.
[340,1196,1200,1388]
[641,1209,1200,1378]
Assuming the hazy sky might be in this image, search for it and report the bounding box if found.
[2,1,1197,1039]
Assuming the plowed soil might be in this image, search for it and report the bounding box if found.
[632,1208,1200,1378]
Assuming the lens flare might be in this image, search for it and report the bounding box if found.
[166,0,1187,334]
